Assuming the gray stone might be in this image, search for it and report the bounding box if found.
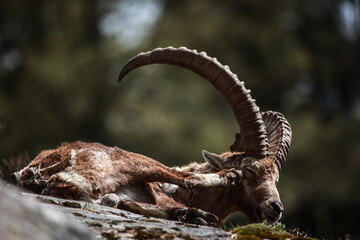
[0,180,232,239]
[0,181,97,240]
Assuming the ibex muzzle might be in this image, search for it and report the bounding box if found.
[237,156,284,223]
[202,151,285,224]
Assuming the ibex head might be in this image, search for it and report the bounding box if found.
[201,110,291,223]
[118,47,292,224]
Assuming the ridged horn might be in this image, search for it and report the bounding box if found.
[262,111,292,170]
[231,111,292,169]
[119,47,268,159]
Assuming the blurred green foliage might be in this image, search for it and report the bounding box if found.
[0,0,359,238]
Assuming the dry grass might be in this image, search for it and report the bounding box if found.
[0,122,31,182]
[0,152,30,183]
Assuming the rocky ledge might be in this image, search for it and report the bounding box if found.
[0,180,232,239]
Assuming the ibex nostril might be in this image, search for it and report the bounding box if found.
[272,201,284,214]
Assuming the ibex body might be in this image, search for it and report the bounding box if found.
[15,141,241,225]
[15,47,292,226]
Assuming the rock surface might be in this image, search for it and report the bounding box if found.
[0,180,232,239]
[0,181,97,240]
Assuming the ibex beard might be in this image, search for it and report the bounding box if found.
[14,47,291,227]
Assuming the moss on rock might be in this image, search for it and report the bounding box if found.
[232,223,317,240]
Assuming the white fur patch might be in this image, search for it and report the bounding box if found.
[193,173,226,187]
[70,149,76,165]
[89,150,112,169]
[103,176,117,186]
[70,148,113,177]
[76,148,112,170]
[107,147,116,155]
[14,168,26,181]
[173,167,182,171]
[15,162,61,184]
[160,183,179,194]
[56,168,92,192]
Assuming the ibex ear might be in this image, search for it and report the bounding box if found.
[202,150,225,171]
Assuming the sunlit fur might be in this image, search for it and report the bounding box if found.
[175,152,283,225]
[15,142,283,226]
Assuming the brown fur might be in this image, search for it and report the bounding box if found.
[16,142,197,197]
[15,141,283,226]
[172,153,282,225]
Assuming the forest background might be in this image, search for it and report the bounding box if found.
[0,1,359,239]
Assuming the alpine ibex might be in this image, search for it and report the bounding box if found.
[15,47,292,227]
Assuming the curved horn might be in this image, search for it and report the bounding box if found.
[119,47,268,159]
[262,111,292,170]
[231,111,292,169]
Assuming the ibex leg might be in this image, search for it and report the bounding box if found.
[99,183,219,226]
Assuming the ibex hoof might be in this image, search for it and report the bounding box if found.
[193,217,207,225]
[174,207,219,226]
[222,168,243,187]
[99,193,120,207]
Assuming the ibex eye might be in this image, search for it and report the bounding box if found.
[246,168,256,175]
